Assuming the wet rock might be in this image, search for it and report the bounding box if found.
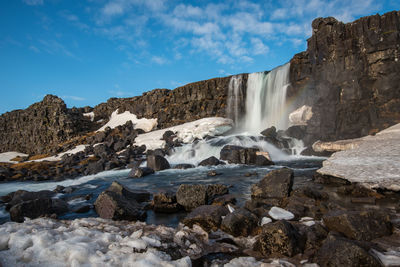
[315,234,381,267]
[251,168,294,205]
[198,156,225,166]
[107,181,150,203]
[9,198,68,223]
[254,220,304,257]
[147,154,170,171]
[322,210,392,241]
[94,191,146,221]
[255,155,274,166]
[260,126,277,139]
[207,170,221,177]
[152,191,182,213]
[73,205,91,213]
[182,205,228,232]
[285,125,306,140]
[176,184,207,211]
[129,167,155,178]
[174,164,195,169]
[211,194,236,206]
[5,190,56,210]
[219,145,259,164]
[206,184,229,202]
[221,208,259,237]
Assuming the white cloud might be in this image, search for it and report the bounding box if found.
[23,0,43,6]
[102,2,124,17]
[250,38,269,55]
[271,8,287,20]
[29,45,40,53]
[62,95,85,101]
[151,56,168,65]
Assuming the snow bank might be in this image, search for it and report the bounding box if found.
[135,117,233,151]
[0,218,191,267]
[0,152,28,163]
[97,110,157,132]
[30,145,88,162]
[0,169,130,197]
[83,112,95,121]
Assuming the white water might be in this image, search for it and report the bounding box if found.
[241,63,291,133]
[226,74,245,125]
[166,134,292,166]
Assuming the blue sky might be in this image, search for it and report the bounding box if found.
[1,0,399,114]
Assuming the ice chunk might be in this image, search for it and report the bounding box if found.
[268,207,294,220]
[260,217,272,226]
[227,205,235,213]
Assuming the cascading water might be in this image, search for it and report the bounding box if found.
[226,74,245,125]
[241,63,291,133]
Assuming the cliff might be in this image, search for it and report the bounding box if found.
[289,11,400,146]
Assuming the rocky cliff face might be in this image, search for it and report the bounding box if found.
[289,11,400,146]
[0,95,95,154]
[93,76,239,129]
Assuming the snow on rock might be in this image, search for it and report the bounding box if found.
[268,207,294,220]
[224,257,271,267]
[260,217,272,226]
[0,152,28,163]
[371,249,400,267]
[83,112,95,122]
[97,110,157,132]
[135,117,233,150]
[30,145,88,162]
[317,123,400,191]
[0,217,191,267]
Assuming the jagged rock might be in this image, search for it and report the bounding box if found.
[198,156,225,166]
[176,185,207,211]
[152,191,182,213]
[322,210,392,241]
[9,198,68,223]
[211,194,236,206]
[147,155,170,171]
[221,208,259,237]
[251,168,294,205]
[206,184,229,202]
[106,181,150,203]
[285,125,306,140]
[260,126,277,139]
[255,155,274,166]
[129,167,155,178]
[219,145,259,164]
[254,220,304,257]
[182,205,228,232]
[315,234,381,267]
[94,191,146,221]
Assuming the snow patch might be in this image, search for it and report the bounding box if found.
[30,145,88,162]
[268,207,294,220]
[0,152,28,163]
[97,110,157,132]
[135,117,233,151]
[0,218,192,267]
[83,112,94,121]
[224,257,269,267]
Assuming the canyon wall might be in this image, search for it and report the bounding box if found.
[289,11,400,146]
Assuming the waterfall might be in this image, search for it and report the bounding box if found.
[241,63,290,134]
[226,74,245,125]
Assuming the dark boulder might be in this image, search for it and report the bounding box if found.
[198,156,225,166]
[220,145,258,164]
[106,181,150,203]
[152,191,182,213]
[129,167,155,178]
[284,125,306,140]
[182,205,228,232]
[322,210,392,241]
[10,198,68,222]
[94,191,146,221]
[260,126,277,139]
[254,220,304,257]
[255,155,274,166]
[221,208,259,237]
[251,168,294,205]
[206,184,229,203]
[147,154,170,171]
[6,190,56,210]
[176,184,207,211]
[211,194,236,206]
[73,205,91,214]
[315,234,381,267]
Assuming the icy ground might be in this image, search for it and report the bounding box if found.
[317,123,400,191]
[0,217,271,267]
[0,152,28,163]
[97,110,158,132]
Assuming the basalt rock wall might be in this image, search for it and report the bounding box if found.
[289,11,400,146]
[0,95,95,155]
[92,75,245,129]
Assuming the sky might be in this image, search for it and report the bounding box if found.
[0,0,399,114]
